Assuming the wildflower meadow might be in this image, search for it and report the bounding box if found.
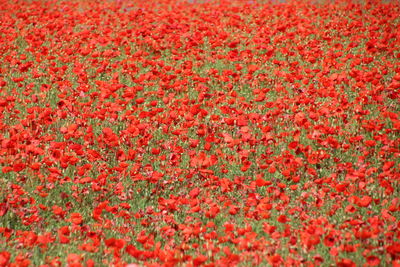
[0,0,399,266]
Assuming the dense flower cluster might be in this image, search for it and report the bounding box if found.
[0,0,399,266]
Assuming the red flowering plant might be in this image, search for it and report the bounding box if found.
[0,0,399,266]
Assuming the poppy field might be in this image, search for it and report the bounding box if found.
[0,0,399,266]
